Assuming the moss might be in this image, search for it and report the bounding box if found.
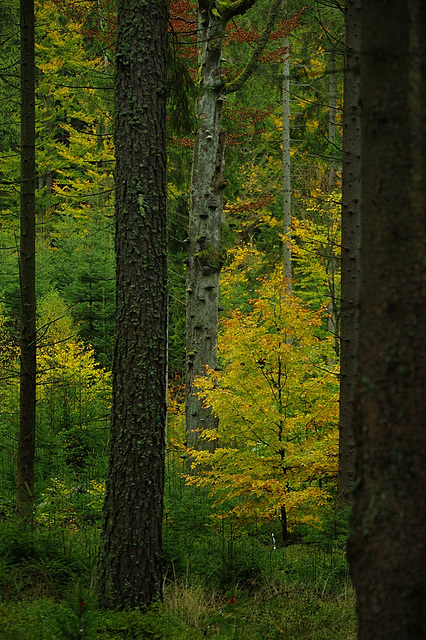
[194,244,225,271]
[216,0,239,20]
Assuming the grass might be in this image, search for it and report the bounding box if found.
[0,529,356,639]
[0,481,356,639]
[0,574,356,640]
[163,574,356,639]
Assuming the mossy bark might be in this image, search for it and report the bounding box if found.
[185,0,277,450]
[97,0,168,609]
[185,5,229,451]
[348,1,426,636]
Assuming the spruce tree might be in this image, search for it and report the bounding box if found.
[16,0,36,521]
[348,1,426,635]
[97,0,168,608]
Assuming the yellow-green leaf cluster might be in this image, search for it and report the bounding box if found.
[291,190,341,312]
[37,290,111,431]
[188,268,338,530]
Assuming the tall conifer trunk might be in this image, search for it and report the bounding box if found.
[338,0,361,504]
[282,0,292,290]
[16,0,36,521]
[337,0,360,504]
[97,0,168,608]
[348,0,426,635]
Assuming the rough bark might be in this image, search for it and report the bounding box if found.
[185,0,280,450]
[185,5,227,451]
[97,0,168,608]
[337,0,360,504]
[16,0,36,521]
[347,1,426,636]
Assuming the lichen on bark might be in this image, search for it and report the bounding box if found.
[96,0,168,609]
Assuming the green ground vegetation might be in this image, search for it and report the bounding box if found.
[0,469,355,640]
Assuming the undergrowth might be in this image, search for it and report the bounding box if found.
[0,473,356,639]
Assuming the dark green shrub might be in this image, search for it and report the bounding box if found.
[0,519,87,601]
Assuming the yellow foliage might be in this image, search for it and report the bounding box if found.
[0,304,19,431]
[220,244,263,309]
[86,479,106,512]
[36,291,111,428]
[34,0,114,224]
[290,190,341,311]
[188,268,338,530]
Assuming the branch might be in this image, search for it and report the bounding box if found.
[225,0,283,94]
[216,0,257,21]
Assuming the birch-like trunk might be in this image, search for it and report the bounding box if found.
[279,0,292,536]
[326,45,339,350]
[328,46,338,191]
[185,0,282,450]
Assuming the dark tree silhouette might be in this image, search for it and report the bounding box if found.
[338,0,360,505]
[348,1,426,636]
[16,0,36,521]
[97,0,168,608]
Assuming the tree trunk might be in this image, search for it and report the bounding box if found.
[282,0,292,289]
[97,0,168,609]
[347,1,426,636]
[16,0,36,522]
[281,10,292,525]
[326,44,339,352]
[280,504,288,543]
[185,0,279,450]
[337,0,360,505]
[185,5,226,450]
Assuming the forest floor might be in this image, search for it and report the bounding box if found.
[0,510,356,640]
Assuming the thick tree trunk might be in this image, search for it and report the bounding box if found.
[97,0,168,609]
[16,0,36,522]
[337,0,360,505]
[348,1,426,636]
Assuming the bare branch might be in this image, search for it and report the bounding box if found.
[225,0,284,94]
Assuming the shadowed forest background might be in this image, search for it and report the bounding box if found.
[0,0,424,637]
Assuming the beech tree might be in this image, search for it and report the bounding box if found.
[348,0,426,636]
[97,0,168,608]
[188,267,339,541]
